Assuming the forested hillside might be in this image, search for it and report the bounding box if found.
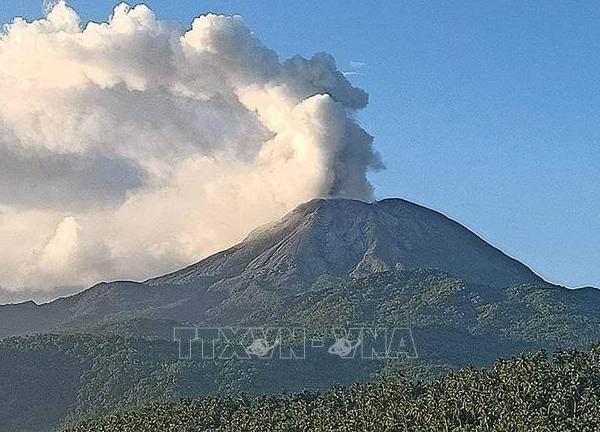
[1,269,599,431]
[68,345,600,431]
[0,333,393,431]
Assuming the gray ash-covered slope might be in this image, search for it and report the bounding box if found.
[0,198,543,337]
[150,198,542,290]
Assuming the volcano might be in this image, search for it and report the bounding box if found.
[150,198,542,290]
[0,198,545,337]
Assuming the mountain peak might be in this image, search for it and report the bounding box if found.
[151,197,543,290]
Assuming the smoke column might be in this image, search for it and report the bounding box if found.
[0,2,382,297]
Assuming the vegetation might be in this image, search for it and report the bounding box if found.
[0,333,390,431]
[210,270,600,365]
[1,270,599,431]
[67,345,600,431]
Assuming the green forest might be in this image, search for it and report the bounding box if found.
[68,345,600,431]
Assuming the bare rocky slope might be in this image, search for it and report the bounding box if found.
[150,198,542,290]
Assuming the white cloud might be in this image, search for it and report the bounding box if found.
[0,2,382,296]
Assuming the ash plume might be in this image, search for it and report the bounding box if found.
[0,2,382,295]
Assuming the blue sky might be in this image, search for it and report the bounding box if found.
[1,1,599,288]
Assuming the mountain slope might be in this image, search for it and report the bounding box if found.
[0,197,553,338]
[150,198,542,290]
